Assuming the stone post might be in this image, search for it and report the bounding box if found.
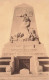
[30,56,39,75]
[10,56,15,74]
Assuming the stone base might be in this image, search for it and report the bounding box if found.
[2,41,46,57]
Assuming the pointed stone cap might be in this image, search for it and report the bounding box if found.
[15,3,33,8]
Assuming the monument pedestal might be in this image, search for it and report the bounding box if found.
[2,41,47,75]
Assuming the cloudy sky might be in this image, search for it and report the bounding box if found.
[0,0,49,56]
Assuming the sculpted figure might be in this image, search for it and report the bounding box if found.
[10,13,41,43]
[20,14,31,32]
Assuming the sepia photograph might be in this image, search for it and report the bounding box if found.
[0,0,49,80]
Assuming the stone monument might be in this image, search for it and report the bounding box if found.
[0,4,49,76]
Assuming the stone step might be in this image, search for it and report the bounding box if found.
[38,59,49,61]
[44,65,49,67]
[0,59,11,61]
[0,65,9,67]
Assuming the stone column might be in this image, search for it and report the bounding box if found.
[10,56,15,74]
[30,56,39,75]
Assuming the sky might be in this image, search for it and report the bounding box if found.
[0,0,49,56]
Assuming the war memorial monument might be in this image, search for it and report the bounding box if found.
[0,4,49,80]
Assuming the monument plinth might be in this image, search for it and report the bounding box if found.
[0,4,49,76]
[2,41,46,57]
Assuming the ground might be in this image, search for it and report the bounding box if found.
[0,73,49,80]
